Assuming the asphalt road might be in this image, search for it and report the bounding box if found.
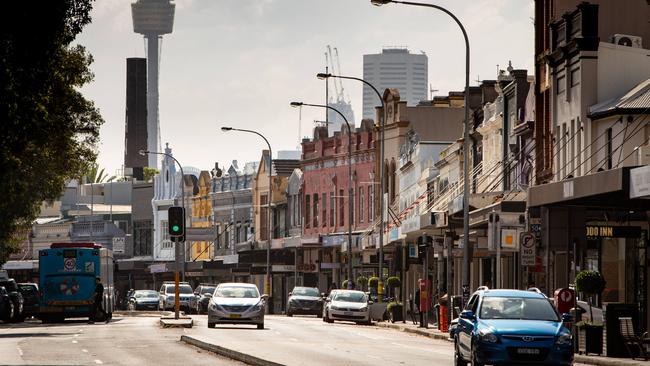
[184,314,455,365]
[0,316,244,366]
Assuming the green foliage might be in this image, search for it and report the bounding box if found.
[387,301,403,312]
[575,270,606,296]
[341,280,349,289]
[386,276,401,289]
[576,321,604,329]
[143,167,159,182]
[82,162,115,183]
[0,1,103,265]
[356,276,368,290]
[368,276,379,289]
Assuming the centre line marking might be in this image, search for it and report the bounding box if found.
[82,349,88,353]
[72,340,78,344]
[17,347,23,356]
[94,360,103,364]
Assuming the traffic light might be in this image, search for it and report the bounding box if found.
[168,206,185,240]
[417,235,433,259]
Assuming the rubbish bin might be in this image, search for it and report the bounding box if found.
[604,303,639,358]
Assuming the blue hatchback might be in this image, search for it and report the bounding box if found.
[454,289,573,366]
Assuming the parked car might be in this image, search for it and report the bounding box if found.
[207,283,266,329]
[0,286,14,322]
[322,289,371,325]
[121,289,135,310]
[454,289,573,366]
[287,286,323,317]
[194,284,217,315]
[158,282,196,313]
[17,283,39,318]
[0,279,24,322]
[128,290,160,311]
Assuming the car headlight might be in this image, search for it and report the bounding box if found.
[478,330,498,343]
[330,305,340,311]
[359,306,368,312]
[555,332,572,346]
[167,295,174,300]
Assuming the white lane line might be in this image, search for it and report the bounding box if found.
[74,334,80,337]
[17,347,23,356]
[366,355,381,360]
[72,340,78,344]
[82,349,88,353]
[94,360,103,364]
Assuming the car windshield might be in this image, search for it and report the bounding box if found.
[200,287,215,294]
[135,291,159,298]
[293,287,319,297]
[19,285,37,295]
[214,286,259,298]
[333,292,367,303]
[166,285,193,294]
[480,297,559,321]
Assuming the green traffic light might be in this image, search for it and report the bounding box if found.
[172,225,180,232]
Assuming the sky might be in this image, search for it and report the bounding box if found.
[76,0,534,176]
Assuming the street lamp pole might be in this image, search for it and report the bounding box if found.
[291,102,355,290]
[371,0,472,305]
[140,149,186,320]
[220,127,273,301]
[316,73,386,298]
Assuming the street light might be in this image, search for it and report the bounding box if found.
[370,0,472,306]
[291,101,355,290]
[219,127,273,302]
[139,148,186,320]
[316,72,386,300]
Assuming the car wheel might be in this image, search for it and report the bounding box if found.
[3,302,14,322]
[257,323,264,330]
[286,310,293,317]
[208,322,215,328]
[454,339,467,366]
[324,310,333,323]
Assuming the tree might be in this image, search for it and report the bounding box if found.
[82,163,116,183]
[143,167,159,183]
[0,1,103,265]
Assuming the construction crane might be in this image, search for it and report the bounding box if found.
[334,47,350,103]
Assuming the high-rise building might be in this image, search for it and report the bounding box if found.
[327,100,355,135]
[132,0,175,169]
[362,48,428,119]
[124,58,148,180]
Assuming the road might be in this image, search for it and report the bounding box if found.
[185,314,454,365]
[0,316,244,365]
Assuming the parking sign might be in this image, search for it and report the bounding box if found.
[520,232,536,266]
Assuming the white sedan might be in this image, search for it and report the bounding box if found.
[323,290,372,325]
[207,283,267,329]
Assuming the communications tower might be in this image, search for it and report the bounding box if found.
[132,0,175,169]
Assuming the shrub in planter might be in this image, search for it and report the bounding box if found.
[386,301,404,323]
[576,321,604,355]
[386,276,401,298]
[575,270,606,355]
[368,276,379,292]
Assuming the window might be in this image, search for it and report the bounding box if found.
[330,192,335,227]
[313,194,319,228]
[305,195,310,229]
[368,185,374,222]
[322,193,327,227]
[557,75,566,94]
[339,189,344,227]
[161,220,172,249]
[359,187,365,223]
[350,188,355,224]
[260,194,269,240]
[570,67,580,87]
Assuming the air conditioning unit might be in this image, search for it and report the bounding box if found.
[610,34,643,49]
[637,145,650,165]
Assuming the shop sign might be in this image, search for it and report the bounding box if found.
[149,263,167,273]
[520,232,536,266]
[297,263,318,272]
[501,229,519,251]
[272,265,296,273]
[320,262,340,270]
[585,225,642,238]
[630,165,650,198]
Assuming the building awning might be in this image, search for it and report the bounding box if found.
[588,77,650,119]
[528,167,650,209]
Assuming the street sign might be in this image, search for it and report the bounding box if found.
[501,229,519,251]
[408,244,418,258]
[520,232,536,266]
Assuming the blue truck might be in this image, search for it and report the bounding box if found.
[38,242,114,322]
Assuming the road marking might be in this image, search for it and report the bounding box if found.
[94,360,103,364]
[17,347,23,356]
[72,340,78,344]
[74,334,80,337]
[289,338,299,342]
[366,355,381,360]
[82,349,88,353]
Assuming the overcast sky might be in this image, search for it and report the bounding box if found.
[76,0,534,176]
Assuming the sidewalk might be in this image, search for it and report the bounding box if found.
[375,320,650,366]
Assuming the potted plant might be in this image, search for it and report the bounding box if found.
[386,301,404,323]
[575,270,606,355]
[386,276,401,298]
[356,276,368,292]
[368,276,379,295]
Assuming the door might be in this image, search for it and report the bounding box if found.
[458,294,479,357]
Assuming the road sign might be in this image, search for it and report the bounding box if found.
[112,237,125,254]
[520,232,536,266]
[63,258,76,271]
[501,229,519,251]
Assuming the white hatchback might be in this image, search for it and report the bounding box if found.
[323,290,371,325]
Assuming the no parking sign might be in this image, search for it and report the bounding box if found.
[520,232,536,266]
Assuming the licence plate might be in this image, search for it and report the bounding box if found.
[229,314,241,319]
[517,348,540,355]
[344,311,353,316]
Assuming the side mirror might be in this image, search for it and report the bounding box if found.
[460,310,475,320]
[368,300,374,305]
[288,292,292,297]
[261,294,269,301]
[562,313,573,322]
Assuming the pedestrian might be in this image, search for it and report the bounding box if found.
[527,280,536,290]
[89,277,105,324]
